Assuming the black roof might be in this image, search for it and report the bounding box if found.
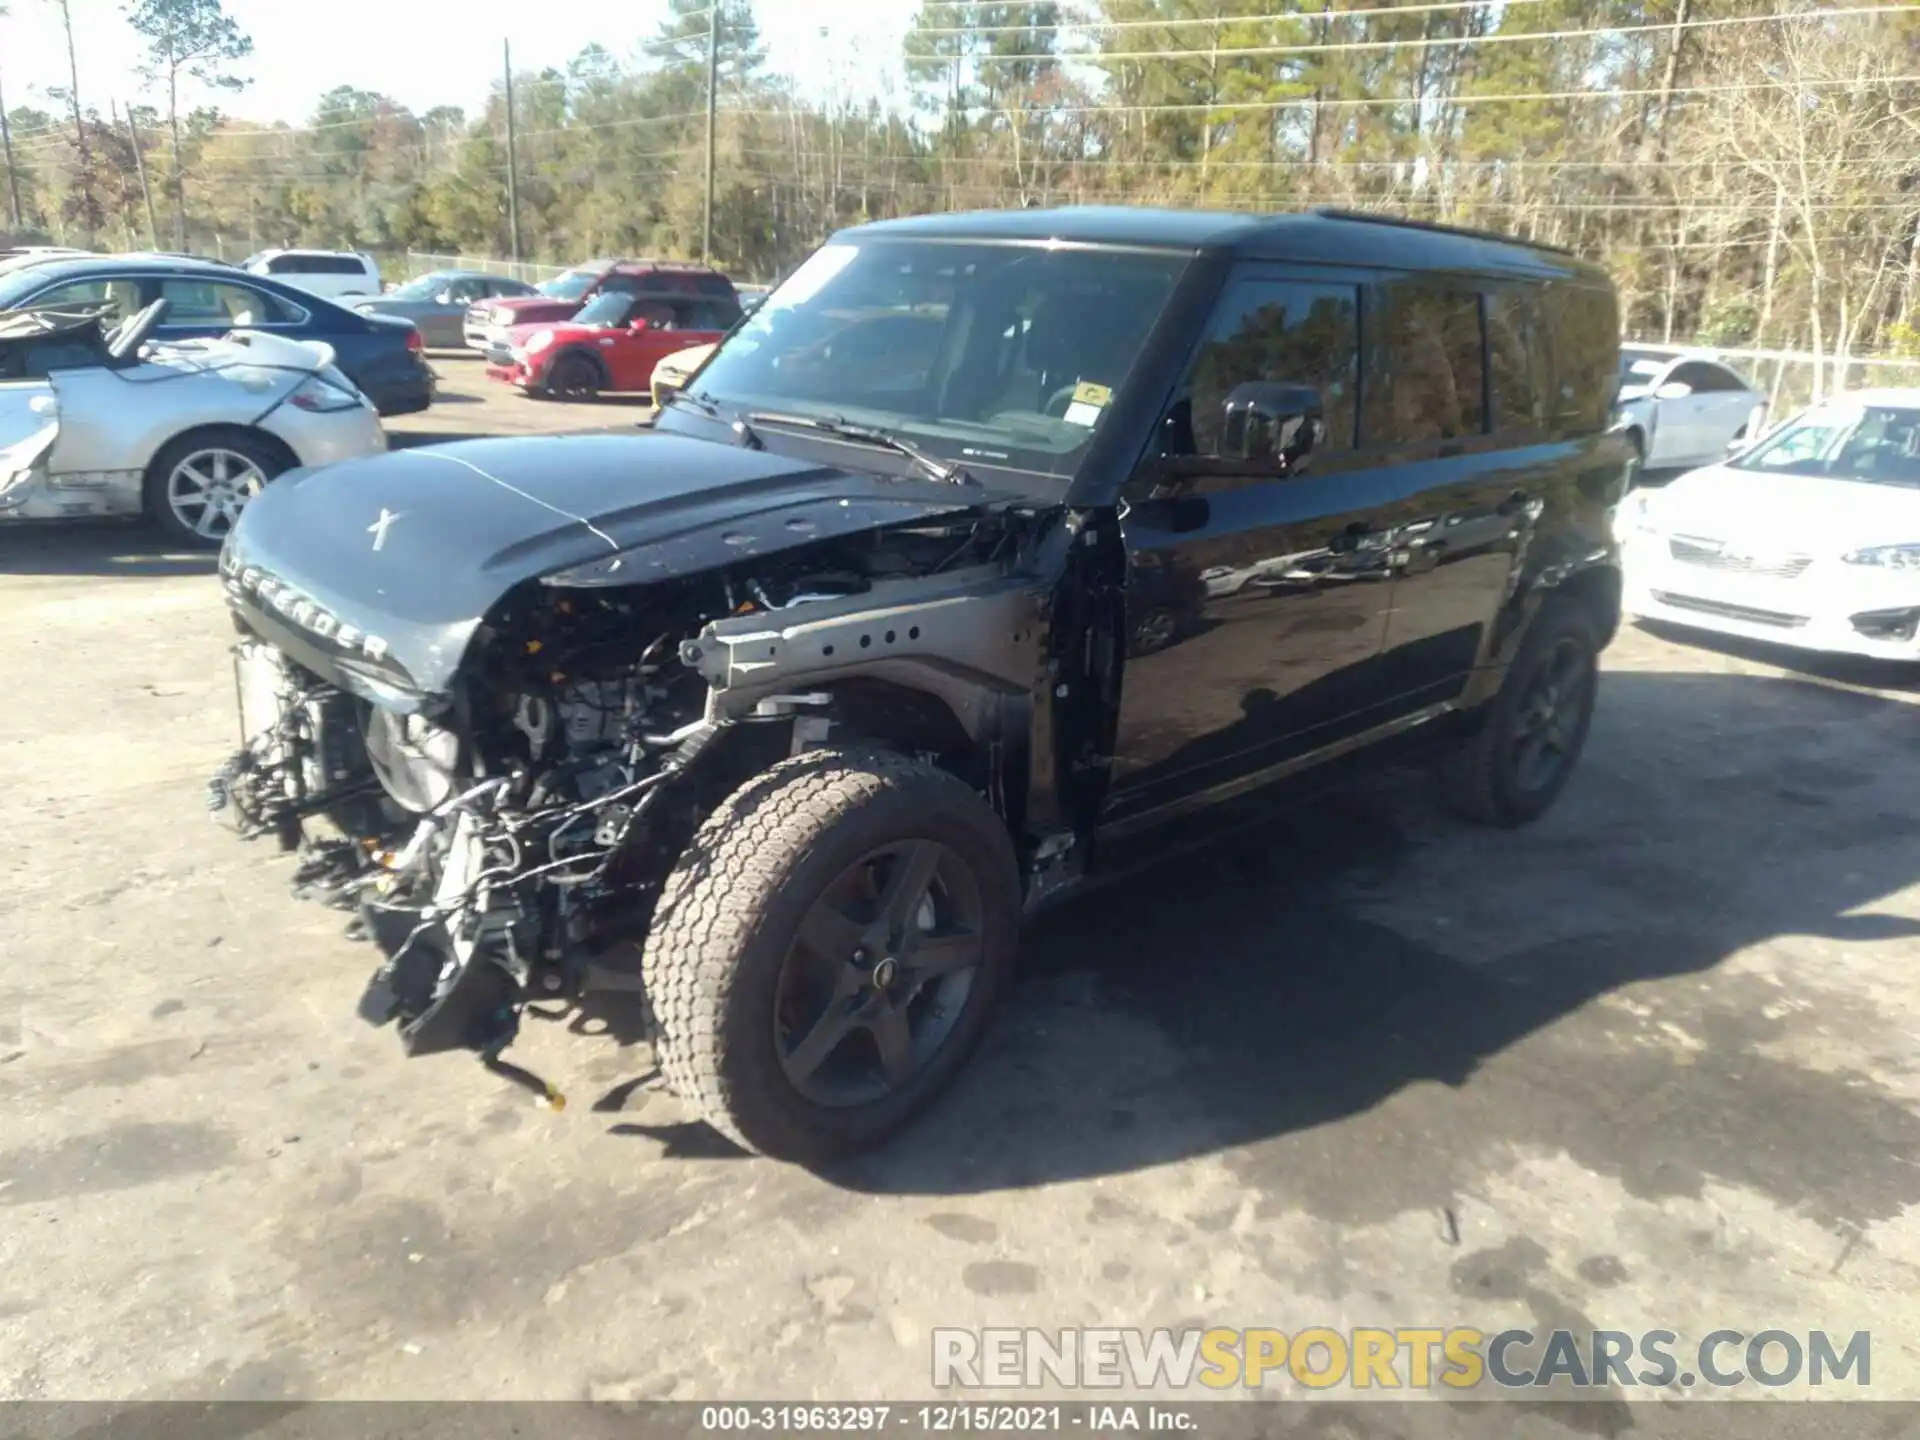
[0,253,348,312]
[837,205,1607,283]
[0,253,242,289]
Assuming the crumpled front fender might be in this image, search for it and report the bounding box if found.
[0,420,58,496]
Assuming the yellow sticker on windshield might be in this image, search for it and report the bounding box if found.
[1073,381,1113,407]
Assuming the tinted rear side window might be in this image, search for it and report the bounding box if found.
[1542,283,1619,434]
[689,299,742,330]
[1367,281,1485,446]
[1485,288,1549,438]
[1672,360,1746,393]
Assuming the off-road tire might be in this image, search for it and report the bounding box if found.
[641,746,1021,1164]
[1432,598,1600,828]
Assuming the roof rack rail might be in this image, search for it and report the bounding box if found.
[1309,206,1576,257]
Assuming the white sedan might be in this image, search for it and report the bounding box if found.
[1621,389,1920,661]
[0,299,386,547]
[1616,346,1768,473]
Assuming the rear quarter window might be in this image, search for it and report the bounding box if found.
[1365,280,1486,446]
[1542,282,1620,435]
[1486,288,1550,439]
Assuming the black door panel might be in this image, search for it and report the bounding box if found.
[1104,269,1400,826]
[1365,278,1534,712]
[1377,449,1545,705]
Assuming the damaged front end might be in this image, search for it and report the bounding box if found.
[208,435,1056,1067]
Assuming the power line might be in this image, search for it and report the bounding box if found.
[731,145,1917,175]
[1074,4,1910,66]
[954,70,1920,116]
[905,0,1552,23]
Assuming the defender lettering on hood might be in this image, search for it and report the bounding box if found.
[220,551,392,663]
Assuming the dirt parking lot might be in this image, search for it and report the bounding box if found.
[4,360,1920,1408]
[391,351,658,446]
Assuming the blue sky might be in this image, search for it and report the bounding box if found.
[2,0,913,126]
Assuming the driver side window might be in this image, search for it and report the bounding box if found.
[1166,278,1359,461]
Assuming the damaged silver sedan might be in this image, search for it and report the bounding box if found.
[0,301,385,546]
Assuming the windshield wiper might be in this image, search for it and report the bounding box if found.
[661,387,718,419]
[665,389,766,451]
[743,409,977,486]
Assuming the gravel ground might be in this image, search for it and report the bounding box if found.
[3,365,1918,1409]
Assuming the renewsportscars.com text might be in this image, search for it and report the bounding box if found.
[932,1327,1872,1392]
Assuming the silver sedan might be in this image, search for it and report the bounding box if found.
[351,270,538,347]
[1,301,386,547]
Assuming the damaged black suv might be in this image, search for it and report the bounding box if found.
[211,206,1628,1163]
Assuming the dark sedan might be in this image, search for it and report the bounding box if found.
[0,256,435,417]
[352,269,538,348]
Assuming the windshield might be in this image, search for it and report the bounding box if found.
[1619,348,1671,382]
[573,291,633,328]
[1731,403,1920,487]
[390,273,454,301]
[690,239,1191,482]
[537,269,597,301]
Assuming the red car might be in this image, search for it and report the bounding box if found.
[462,258,738,352]
[483,290,742,400]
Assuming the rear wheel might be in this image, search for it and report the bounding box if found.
[143,430,288,548]
[543,351,603,402]
[642,747,1021,1164]
[1433,599,1600,827]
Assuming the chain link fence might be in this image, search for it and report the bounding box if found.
[397,250,572,285]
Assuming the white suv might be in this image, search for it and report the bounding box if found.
[240,249,382,300]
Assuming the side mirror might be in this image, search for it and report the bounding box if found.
[1221,381,1324,472]
[1654,380,1693,401]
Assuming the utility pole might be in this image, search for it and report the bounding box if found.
[121,102,160,250]
[703,6,719,264]
[503,39,522,265]
[0,68,23,232]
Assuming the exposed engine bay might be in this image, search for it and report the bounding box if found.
[209,508,1047,1062]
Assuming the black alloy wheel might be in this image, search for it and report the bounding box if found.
[775,839,986,1108]
[642,747,1022,1164]
[1509,634,1595,797]
[1433,599,1601,827]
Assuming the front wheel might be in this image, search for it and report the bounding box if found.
[642,747,1022,1164]
[1433,600,1600,827]
[143,430,287,548]
[542,351,603,402]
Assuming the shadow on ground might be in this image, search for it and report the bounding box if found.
[0,521,216,578]
[749,668,1920,1224]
